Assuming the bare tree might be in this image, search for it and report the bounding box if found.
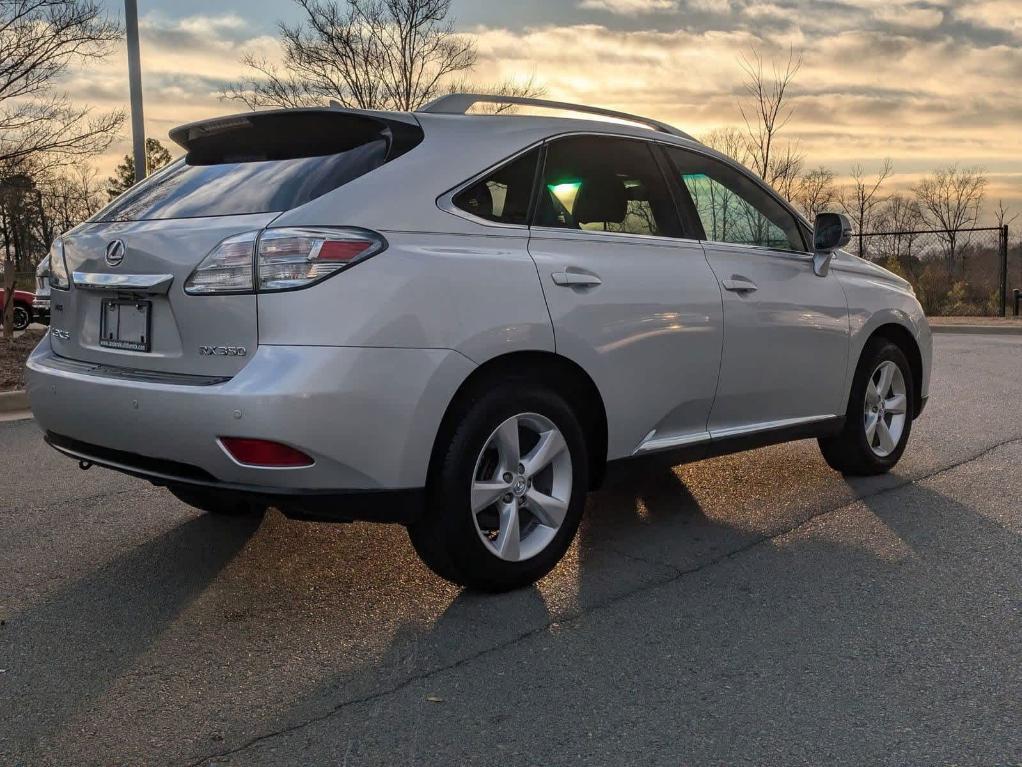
[913,164,987,275]
[701,126,750,165]
[839,159,893,259]
[874,193,925,264]
[0,0,124,338]
[0,1,124,169]
[738,47,804,193]
[994,199,1018,230]
[224,0,535,112]
[792,166,837,221]
[41,163,103,235]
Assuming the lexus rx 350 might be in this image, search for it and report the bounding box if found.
[27,95,931,591]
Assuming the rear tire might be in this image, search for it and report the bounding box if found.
[168,486,267,516]
[819,338,914,475]
[12,304,30,331]
[410,382,589,592]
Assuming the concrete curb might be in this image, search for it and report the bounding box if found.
[930,324,1022,336]
[0,389,29,413]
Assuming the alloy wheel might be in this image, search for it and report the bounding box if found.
[470,412,573,562]
[863,360,908,458]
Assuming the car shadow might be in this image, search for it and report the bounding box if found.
[0,511,261,753]
[229,474,1021,767]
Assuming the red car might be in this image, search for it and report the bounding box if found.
[0,288,34,331]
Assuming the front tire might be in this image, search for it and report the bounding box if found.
[819,338,914,475]
[410,383,589,592]
[12,304,30,331]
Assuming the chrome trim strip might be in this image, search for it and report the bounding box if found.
[633,430,712,455]
[39,352,232,386]
[709,414,837,440]
[699,240,813,259]
[73,272,174,293]
[528,224,701,247]
[633,414,838,456]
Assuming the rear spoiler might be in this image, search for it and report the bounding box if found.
[169,108,423,164]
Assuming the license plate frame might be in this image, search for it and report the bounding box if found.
[99,298,152,352]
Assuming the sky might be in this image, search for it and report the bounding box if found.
[77,0,1022,218]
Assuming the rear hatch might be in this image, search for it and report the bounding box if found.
[50,109,422,377]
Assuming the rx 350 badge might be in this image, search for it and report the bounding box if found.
[199,345,247,357]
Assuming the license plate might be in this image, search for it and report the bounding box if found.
[99,299,152,352]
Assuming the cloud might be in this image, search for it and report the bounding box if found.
[577,0,679,14]
[49,4,1022,215]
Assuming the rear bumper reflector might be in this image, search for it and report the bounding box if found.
[219,437,314,468]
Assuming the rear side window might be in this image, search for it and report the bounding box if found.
[535,136,681,237]
[664,147,806,252]
[94,111,421,222]
[453,149,540,225]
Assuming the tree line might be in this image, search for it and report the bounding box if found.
[705,49,1016,315]
[1,0,1017,339]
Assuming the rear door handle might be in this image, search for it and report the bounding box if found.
[721,277,758,293]
[552,271,602,287]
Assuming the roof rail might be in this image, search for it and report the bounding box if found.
[419,93,695,141]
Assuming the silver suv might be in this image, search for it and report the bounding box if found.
[27,95,932,591]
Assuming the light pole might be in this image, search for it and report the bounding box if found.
[125,0,146,183]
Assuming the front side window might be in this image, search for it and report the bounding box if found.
[453,149,540,226]
[665,147,805,252]
[535,136,681,237]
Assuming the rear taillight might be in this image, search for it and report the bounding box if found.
[257,227,385,291]
[219,437,314,467]
[184,231,257,295]
[48,240,70,290]
[184,227,385,295]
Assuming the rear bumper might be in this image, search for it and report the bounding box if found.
[27,339,475,508]
[32,297,50,323]
[45,431,425,523]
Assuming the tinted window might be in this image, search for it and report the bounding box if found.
[95,140,388,222]
[453,149,539,225]
[536,137,681,237]
[665,148,805,252]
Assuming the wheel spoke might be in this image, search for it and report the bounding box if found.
[875,363,895,399]
[522,429,566,477]
[525,487,568,529]
[494,500,520,560]
[876,419,896,453]
[865,412,879,444]
[885,393,907,415]
[471,480,510,513]
[493,417,521,469]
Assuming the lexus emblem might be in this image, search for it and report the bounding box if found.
[105,239,126,267]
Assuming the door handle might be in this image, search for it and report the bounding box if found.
[721,277,758,293]
[552,271,602,288]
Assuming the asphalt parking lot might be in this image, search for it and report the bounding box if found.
[2,333,1021,766]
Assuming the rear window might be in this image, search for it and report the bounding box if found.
[94,111,421,223]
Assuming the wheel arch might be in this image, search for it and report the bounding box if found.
[862,323,924,418]
[429,351,609,490]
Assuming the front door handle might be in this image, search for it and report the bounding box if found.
[552,270,602,288]
[721,277,758,293]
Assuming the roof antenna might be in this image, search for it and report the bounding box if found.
[328,99,342,109]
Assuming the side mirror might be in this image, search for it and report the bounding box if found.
[812,212,853,277]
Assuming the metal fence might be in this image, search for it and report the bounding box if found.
[849,226,1016,317]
